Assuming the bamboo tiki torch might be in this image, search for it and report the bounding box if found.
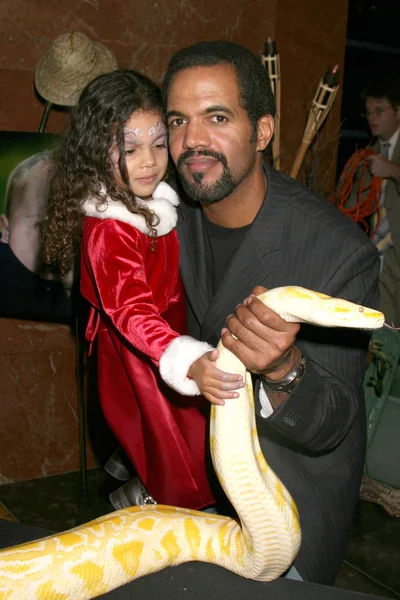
[262,38,281,170]
[290,65,340,180]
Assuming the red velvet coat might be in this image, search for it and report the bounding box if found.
[80,187,214,510]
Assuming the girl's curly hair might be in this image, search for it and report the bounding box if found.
[42,69,164,275]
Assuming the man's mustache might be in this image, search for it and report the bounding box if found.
[177,149,228,170]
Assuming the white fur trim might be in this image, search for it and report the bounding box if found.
[152,181,179,205]
[82,182,179,237]
[159,336,214,396]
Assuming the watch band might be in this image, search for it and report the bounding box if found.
[261,352,306,394]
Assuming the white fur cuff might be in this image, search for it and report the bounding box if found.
[159,336,214,396]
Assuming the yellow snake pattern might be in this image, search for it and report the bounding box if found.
[0,287,384,599]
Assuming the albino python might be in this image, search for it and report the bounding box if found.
[0,287,385,599]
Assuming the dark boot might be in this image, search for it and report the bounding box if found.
[104,447,131,482]
[109,476,157,510]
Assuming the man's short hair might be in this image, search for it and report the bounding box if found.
[162,41,276,134]
[361,76,400,108]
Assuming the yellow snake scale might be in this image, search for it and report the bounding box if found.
[0,287,385,599]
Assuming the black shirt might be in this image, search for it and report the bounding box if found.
[202,213,250,295]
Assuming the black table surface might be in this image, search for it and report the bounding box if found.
[0,519,386,600]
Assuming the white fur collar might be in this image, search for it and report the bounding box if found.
[82,182,179,237]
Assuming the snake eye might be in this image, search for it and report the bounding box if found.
[359,307,364,312]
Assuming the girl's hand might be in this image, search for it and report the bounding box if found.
[187,350,244,405]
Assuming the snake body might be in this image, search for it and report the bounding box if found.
[0,287,384,599]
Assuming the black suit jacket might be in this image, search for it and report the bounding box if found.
[177,165,380,585]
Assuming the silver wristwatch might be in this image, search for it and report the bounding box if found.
[261,352,306,394]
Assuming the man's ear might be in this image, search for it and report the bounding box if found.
[256,115,275,152]
[0,214,9,244]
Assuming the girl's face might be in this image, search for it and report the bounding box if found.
[112,110,168,200]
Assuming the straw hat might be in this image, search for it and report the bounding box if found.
[35,31,118,106]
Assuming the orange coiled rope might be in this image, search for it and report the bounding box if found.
[330,148,382,235]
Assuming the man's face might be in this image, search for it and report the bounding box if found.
[365,96,400,141]
[166,65,261,204]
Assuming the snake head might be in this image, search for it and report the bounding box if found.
[316,297,385,329]
[261,287,385,329]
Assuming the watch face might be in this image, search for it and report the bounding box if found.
[262,356,305,393]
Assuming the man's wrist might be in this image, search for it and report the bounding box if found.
[261,348,306,395]
[259,346,301,381]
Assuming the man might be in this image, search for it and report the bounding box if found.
[349,80,400,325]
[0,153,71,320]
[162,41,380,585]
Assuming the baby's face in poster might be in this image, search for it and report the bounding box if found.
[2,160,50,274]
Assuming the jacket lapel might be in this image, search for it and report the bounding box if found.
[385,133,400,246]
[391,133,400,166]
[200,165,292,345]
[177,201,212,326]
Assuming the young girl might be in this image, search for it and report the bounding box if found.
[43,69,243,511]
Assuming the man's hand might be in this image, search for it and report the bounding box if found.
[221,286,300,380]
[367,154,400,180]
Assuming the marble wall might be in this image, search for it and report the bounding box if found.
[0,0,276,134]
[0,0,348,483]
[0,318,96,484]
[0,0,348,189]
[276,0,348,190]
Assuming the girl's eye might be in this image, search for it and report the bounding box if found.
[125,148,136,155]
[155,142,167,149]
